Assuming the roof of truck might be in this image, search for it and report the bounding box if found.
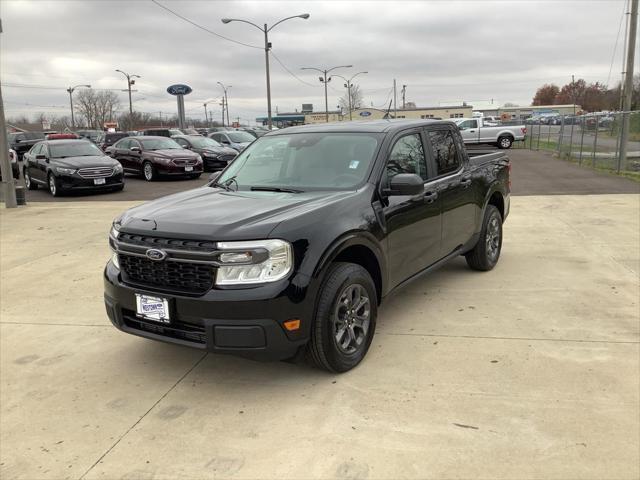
[266,119,454,135]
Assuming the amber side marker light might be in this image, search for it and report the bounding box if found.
[284,319,301,331]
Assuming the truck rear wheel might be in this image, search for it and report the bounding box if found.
[497,135,513,149]
[307,262,377,372]
[465,205,502,271]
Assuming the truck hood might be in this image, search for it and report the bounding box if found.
[118,186,359,240]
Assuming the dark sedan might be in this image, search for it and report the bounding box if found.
[23,139,124,197]
[9,131,46,160]
[106,136,203,181]
[172,135,237,171]
[97,132,129,151]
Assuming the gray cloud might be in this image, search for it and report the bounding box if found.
[0,0,627,123]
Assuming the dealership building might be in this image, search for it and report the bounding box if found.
[256,105,473,127]
[473,104,582,121]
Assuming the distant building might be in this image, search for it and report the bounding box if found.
[256,104,473,127]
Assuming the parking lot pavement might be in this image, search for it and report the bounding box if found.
[1,194,639,479]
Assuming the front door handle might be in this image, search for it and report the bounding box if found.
[424,190,438,204]
[460,177,472,189]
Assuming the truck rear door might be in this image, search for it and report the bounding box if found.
[424,125,478,258]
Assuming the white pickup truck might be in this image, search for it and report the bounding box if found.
[454,117,526,149]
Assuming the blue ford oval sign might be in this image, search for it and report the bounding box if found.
[359,111,372,117]
[146,248,167,261]
[167,84,192,96]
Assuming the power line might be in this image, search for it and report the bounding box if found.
[270,51,320,87]
[151,0,262,50]
[607,0,629,87]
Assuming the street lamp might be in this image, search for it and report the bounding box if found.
[66,84,91,130]
[115,69,140,116]
[333,71,367,121]
[221,13,310,130]
[301,65,352,122]
[217,82,232,127]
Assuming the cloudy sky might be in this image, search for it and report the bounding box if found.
[0,0,630,124]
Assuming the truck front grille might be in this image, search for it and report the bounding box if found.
[117,233,216,252]
[119,254,214,293]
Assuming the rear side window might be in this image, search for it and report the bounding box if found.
[115,139,131,149]
[30,144,43,156]
[428,129,460,176]
[385,133,428,181]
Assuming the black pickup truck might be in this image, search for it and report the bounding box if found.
[105,119,510,372]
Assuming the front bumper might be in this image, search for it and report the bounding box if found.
[103,261,315,361]
[58,173,124,191]
[156,163,204,175]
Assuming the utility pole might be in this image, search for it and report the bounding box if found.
[159,111,163,126]
[203,103,209,128]
[115,69,140,129]
[301,65,353,122]
[220,97,225,126]
[334,71,367,121]
[393,79,397,118]
[402,84,407,109]
[66,84,91,130]
[0,19,16,208]
[619,0,638,173]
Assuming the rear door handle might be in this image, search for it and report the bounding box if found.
[424,190,438,204]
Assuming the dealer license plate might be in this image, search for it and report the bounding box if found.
[135,294,170,323]
[184,166,193,172]
[94,178,106,185]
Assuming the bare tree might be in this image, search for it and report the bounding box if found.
[74,89,120,129]
[339,84,365,111]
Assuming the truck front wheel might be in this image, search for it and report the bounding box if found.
[497,136,513,149]
[307,262,377,372]
[465,205,503,271]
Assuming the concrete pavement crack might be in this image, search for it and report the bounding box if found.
[380,332,639,344]
[78,352,208,480]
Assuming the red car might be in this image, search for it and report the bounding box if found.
[46,133,79,140]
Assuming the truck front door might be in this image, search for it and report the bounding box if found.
[381,131,442,288]
[458,119,479,143]
[425,126,478,257]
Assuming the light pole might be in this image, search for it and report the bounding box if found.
[203,103,209,128]
[217,82,231,126]
[66,84,91,130]
[221,13,310,130]
[115,69,140,116]
[301,65,352,122]
[333,71,367,121]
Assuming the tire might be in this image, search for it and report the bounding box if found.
[143,161,156,181]
[47,173,62,197]
[497,135,513,149]
[24,168,37,190]
[307,262,377,373]
[465,205,503,271]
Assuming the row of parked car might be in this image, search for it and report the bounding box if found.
[10,125,270,197]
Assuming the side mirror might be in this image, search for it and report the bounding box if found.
[385,173,424,196]
[35,154,47,161]
[130,146,141,153]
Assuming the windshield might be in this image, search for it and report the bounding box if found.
[139,138,182,150]
[217,133,381,191]
[14,132,46,141]
[227,131,255,143]
[168,129,183,136]
[49,141,104,158]
[190,137,222,148]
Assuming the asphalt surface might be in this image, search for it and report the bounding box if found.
[20,149,639,203]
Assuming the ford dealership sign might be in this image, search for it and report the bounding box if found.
[167,84,192,96]
[359,111,372,117]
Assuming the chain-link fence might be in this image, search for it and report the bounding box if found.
[513,111,640,177]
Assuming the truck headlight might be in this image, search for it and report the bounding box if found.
[110,220,121,239]
[215,239,292,285]
[56,167,76,175]
[113,163,123,174]
[111,250,120,269]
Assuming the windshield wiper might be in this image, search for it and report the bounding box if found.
[250,186,304,193]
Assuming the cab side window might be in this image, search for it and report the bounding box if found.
[117,139,131,149]
[30,144,42,156]
[385,133,428,184]
[428,129,461,176]
[174,138,189,148]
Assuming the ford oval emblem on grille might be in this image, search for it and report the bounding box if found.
[146,248,167,261]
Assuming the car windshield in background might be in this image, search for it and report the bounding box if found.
[49,142,104,158]
[217,133,381,191]
[168,129,183,136]
[190,137,222,148]
[227,131,256,143]
[140,138,182,150]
